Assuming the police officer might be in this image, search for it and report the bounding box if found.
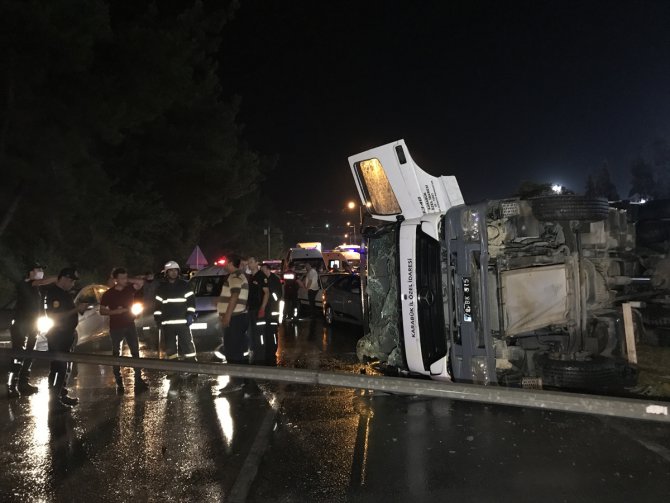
[44,268,88,411]
[153,261,197,378]
[247,257,265,363]
[6,262,56,397]
[259,263,282,364]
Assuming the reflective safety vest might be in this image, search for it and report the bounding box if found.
[153,279,195,325]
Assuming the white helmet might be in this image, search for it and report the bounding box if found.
[164,260,180,271]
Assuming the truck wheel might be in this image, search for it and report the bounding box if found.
[642,305,670,328]
[637,199,670,221]
[536,354,633,390]
[530,195,609,222]
[637,220,670,249]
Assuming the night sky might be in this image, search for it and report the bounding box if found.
[219,0,670,211]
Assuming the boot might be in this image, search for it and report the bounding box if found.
[60,394,79,407]
[18,380,39,395]
[134,376,149,393]
[115,376,125,394]
[49,389,71,412]
[6,383,20,398]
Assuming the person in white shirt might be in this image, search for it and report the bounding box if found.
[304,262,320,318]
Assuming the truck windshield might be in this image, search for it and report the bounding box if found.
[353,158,401,216]
[356,223,404,368]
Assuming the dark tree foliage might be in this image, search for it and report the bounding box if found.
[585,161,619,200]
[0,0,269,303]
[629,157,657,199]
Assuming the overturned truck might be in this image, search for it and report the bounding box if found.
[349,140,642,390]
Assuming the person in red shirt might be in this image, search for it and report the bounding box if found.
[100,267,148,393]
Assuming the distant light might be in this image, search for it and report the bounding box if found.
[346,221,351,226]
[131,302,143,316]
[325,223,330,229]
[639,198,647,204]
[551,184,562,194]
[347,201,356,209]
[215,257,227,266]
[344,233,349,239]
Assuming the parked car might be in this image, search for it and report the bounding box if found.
[322,274,363,325]
[73,284,111,345]
[34,284,150,350]
[297,271,349,317]
[188,265,227,348]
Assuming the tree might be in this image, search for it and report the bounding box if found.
[0,0,269,304]
[585,161,619,200]
[629,157,656,200]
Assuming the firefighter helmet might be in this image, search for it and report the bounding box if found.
[163,260,180,271]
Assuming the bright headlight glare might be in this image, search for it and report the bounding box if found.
[461,209,481,242]
[37,316,54,333]
[131,302,144,316]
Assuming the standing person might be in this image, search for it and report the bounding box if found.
[100,267,149,393]
[43,268,88,412]
[246,256,265,363]
[259,263,282,364]
[140,270,158,343]
[153,261,198,377]
[282,264,299,322]
[217,254,249,393]
[6,262,56,397]
[304,262,320,318]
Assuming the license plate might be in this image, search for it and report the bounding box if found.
[462,277,472,322]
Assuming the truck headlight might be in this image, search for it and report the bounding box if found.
[37,316,54,333]
[461,209,481,242]
[131,302,144,316]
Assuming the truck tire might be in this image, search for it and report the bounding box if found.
[637,199,670,221]
[536,354,633,390]
[530,195,609,222]
[641,305,670,328]
[636,220,670,249]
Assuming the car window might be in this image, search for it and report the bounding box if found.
[194,276,225,296]
[77,285,98,306]
[95,286,109,301]
[320,274,345,290]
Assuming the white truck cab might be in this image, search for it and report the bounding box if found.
[349,140,464,380]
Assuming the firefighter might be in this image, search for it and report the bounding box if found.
[153,261,197,380]
[282,265,300,322]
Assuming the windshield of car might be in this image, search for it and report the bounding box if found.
[192,276,225,296]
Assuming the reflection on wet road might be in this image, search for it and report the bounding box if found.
[1,318,670,502]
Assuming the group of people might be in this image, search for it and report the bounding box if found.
[6,255,285,410]
[215,255,282,393]
[7,263,91,411]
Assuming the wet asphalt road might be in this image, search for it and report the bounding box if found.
[1,318,670,502]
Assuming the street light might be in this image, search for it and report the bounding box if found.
[347,200,365,243]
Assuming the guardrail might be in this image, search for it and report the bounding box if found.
[1,348,668,423]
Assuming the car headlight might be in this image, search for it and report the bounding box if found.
[37,316,54,333]
[131,302,144,316]
[461,209,481,242]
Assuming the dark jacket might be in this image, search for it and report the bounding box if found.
[154,279,195,325]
